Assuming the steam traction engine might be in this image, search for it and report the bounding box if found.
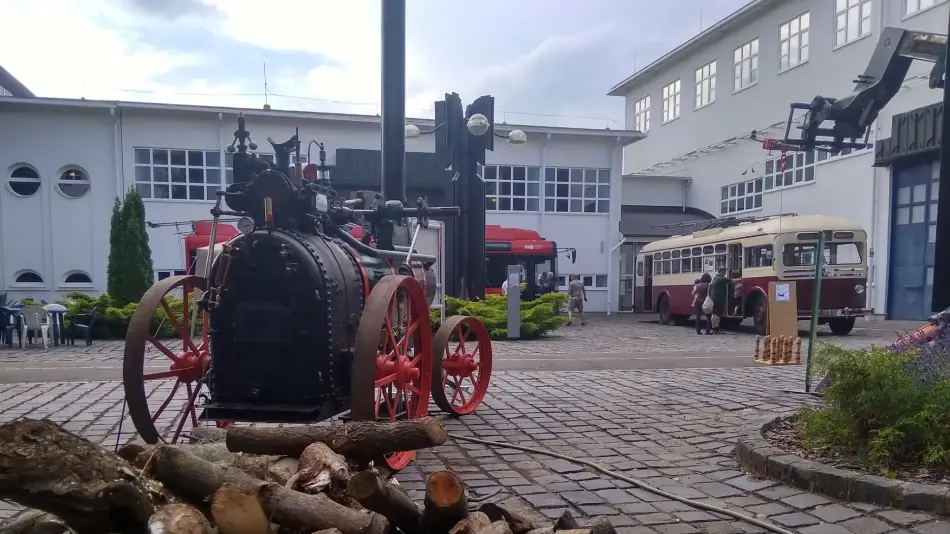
[122,116,493,470]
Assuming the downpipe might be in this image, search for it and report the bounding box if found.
[606,238,625,315]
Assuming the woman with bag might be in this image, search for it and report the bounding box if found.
[692,273,713,335]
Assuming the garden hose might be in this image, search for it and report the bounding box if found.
[448,433,797,534]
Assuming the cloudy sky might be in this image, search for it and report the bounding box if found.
[0,0,749,128]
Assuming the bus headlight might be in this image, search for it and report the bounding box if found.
[855,284,865,294]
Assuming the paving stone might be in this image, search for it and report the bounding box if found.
[724,475,776,492]
[615,528,659,534]
[798,525,854,534]
[653,525,699,534]
[780,492,831,509]
[692,482,744,498]
[673,510,719,522]
[875,509,934,525]
[913,522,950,534]
[745,503,793,517]
[771,512,820,527]
[810,504,863,523]
[618,503,660,515]
[839,516,893,534]
[595,488,641,504]
[561,490,605,506]
[633,513,677,525]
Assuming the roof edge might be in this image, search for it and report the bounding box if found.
[0,95,644,140]
[0,65,35,98]
[607,0,779,97]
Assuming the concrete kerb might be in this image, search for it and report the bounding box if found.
[735,414,950,516]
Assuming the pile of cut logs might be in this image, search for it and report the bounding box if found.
[0,418,617,534]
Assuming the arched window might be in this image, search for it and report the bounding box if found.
[58,167,91,198]
[7,166,41,197]
[64,272,93,284]
[13,271,44,284]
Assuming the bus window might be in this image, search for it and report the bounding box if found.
[714,244,727,253]
[637,261,644,276]
[702,245,714,255]
[784,242,862,266]
[715,253,727,271]
[691,256,702,272]
[692,247,702,256]
[746,246,774,268]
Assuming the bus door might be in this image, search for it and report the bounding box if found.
[729,243,743,316]
[643,255,654,311]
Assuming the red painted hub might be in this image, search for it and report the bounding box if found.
[377,355,422,387]
[170,351,210,382]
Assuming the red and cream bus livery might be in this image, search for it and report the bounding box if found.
[634,214,871,336]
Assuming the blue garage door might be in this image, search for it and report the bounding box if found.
[888,160,939,320]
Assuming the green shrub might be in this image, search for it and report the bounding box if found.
[107,189,154,305]
[60,291,200,340]
[798,343,950,474]
[431,292,568,340]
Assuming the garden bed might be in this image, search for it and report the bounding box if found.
[764,416,950,485]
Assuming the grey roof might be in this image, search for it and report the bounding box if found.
[607,0,783,96]
[619,205,716,237]
[0,65,34,97]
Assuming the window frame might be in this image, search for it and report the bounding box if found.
[543,167,610,214]
[903,0,946,18]
[694,60,716,110]
[834,0,872,49]
[733,38,759,92]
[634,96,651,133]
[720,178,764,216]
[661,79,681,123]
[134,147,226,202]
[779,12,810,72]
[481,164,541,212]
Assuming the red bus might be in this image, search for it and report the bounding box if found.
[484,225,564,298]
[635,214,871,335]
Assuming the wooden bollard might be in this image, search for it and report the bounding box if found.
[770,337,780,364]
[783,337,793,364]
[762,335,772,363]
[754,336,761,361]
[794,338,802,364]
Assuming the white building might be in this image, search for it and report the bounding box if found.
[0,97,641,312]
[608,0,947,320]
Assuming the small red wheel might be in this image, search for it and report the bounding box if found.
[351,275,433,470]
[432,315,492,415]
[123,275,231,444]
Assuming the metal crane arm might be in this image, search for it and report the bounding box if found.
[770,27,947,154]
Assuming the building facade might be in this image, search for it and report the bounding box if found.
[609,0,948,319]
[0,97,640,312]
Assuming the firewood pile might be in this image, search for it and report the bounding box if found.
[0,418,617,534]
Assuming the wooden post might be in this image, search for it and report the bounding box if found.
[762,335,772,363]
[753,336,761,361]
[770,337,780,364]
[794,337,802,364]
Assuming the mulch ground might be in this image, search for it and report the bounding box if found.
[764,417,950,485]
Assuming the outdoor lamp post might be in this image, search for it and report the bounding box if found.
[406,95,526,300]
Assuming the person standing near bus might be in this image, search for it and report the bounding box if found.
[566,274,587,326]
[710,267,733,334]
[692,273,713,335]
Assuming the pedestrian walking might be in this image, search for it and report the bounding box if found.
[566,274,587,326]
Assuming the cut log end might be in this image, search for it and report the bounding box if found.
[210,484,270,534]
[148,503,212,534]
[425,471,465,508]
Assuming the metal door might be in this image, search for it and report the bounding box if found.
[643,255,654,311]
[888,160,939,320]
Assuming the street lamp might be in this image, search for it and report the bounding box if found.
[405,116,528,146]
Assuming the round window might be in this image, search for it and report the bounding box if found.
[8,166,40,197]
[58,168,90,198]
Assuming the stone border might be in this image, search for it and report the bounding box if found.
[736,415,950,516]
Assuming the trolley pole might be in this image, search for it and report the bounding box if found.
[805,231,825,393]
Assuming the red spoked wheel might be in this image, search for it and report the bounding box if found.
[123,275,231,444]
[432,315,492,416]
[351,275,433,470]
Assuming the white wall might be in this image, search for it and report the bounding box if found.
[1,103,627,312]
[0,106,114,300]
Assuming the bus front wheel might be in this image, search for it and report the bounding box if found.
[658,296,672,325]
[829,317,856,336]
[750,295,767,336]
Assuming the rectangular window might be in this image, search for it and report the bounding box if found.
[780,12,810,71]
[745,246,774,268]
[634,96,651,133]
[662,79,681,123]
[733,38,759,91]
[783,242,863,266]
[835,0,871,47]
[763,151,817,192]
[905,0,944,16]
[155,269,188,281]
[543,168,610,213]
[481,164,541,212]
[694,61,716,109]
[720,178,763,215]
[0,85,11,97]
[134,148,225,201]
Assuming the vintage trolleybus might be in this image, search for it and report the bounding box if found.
[635,214,871,335]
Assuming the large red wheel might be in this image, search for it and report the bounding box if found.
[351,275,433,470]
[123,275,230,444]
[432,315,492,416]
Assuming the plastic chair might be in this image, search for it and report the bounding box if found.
[68,306,98,346]
[19,305,51,348]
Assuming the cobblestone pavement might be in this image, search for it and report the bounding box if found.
[3,367,949,533]
[0,315,909,364]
